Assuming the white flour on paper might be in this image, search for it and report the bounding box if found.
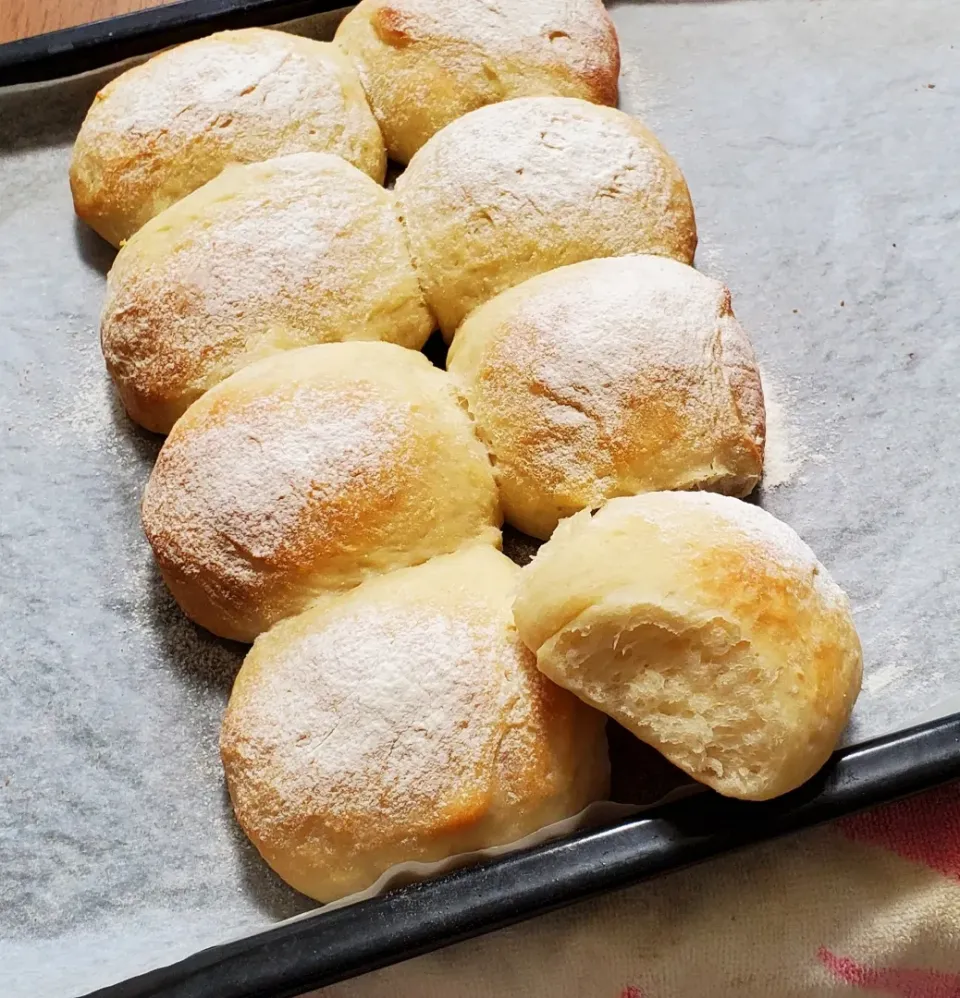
[759,369,822,489]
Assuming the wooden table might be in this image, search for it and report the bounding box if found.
[0,0,167,45]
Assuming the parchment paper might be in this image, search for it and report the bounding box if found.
[1,1,958,994]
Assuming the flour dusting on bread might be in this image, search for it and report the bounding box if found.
[336,0,619,161]
[224,605,508,827]
[396,96,697,335]
[70,29,385,245]
[101,153,431,432]
[220,547,610,899]
[449,255,763,537]
[145,387,407,577]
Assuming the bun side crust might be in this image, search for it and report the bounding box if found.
[718,302,766,462]
[142,343,501,642]
[514,493,862,800]
[336,0,620,163]
[70,29,386,246]
[220,546,610,902]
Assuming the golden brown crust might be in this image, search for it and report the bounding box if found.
[101,153,433,434]
[395,96,697,338]
[336,0,620,163]
[448,255,764,539]
[514,493,863,801]
[141,343,501,642]
[716,294,766,464]
[220,547,609,902]
[70,29,386,247]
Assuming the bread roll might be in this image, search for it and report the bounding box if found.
[220,546,610,902]
[514,493,862,800]
[335,0,620,163]
[142,343,500,642]
[448,255,765,539]
[71,29,386,247]
[395,96,697,338]
[101,153,433,434]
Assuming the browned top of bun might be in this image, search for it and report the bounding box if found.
[142,343,500,641]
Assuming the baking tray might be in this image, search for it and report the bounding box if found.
[2,1,959,996]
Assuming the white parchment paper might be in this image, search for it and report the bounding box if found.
[1,1,958,994]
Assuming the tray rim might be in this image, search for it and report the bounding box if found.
[0,0,350,86]
[4,2,959,996]
[83,713,960,997]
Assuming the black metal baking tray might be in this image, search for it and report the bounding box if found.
[86,715,960,998]
[3,1,959,996]
[0,0,349,86]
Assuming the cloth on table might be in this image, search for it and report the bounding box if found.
[321,783,960,998]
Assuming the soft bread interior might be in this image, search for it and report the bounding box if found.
[537,591,812,801]
[515,495,862,802]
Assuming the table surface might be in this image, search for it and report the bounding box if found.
[0,0,164,44]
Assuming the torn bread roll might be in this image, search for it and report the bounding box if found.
[395,96,697,338]
[70,29,386,246]
[448,255,765,539]
[101,153,433,434]
[513,493,862,801]
[221,546,610,903]
[335,0,620,163]
[142,343,501,642]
